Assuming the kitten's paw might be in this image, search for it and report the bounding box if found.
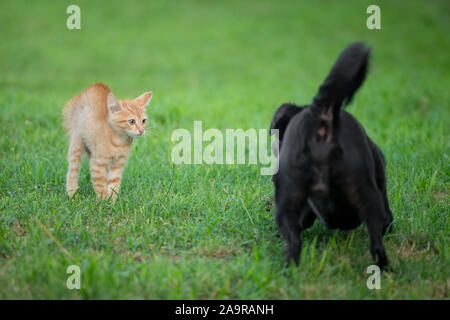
[67,188,78,198]
[95,192,108,201]
[109,193,118,204]
[107,189,119,203]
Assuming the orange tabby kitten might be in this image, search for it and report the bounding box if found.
[63,83,152,201]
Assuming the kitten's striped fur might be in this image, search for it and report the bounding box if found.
[63,83,152,201]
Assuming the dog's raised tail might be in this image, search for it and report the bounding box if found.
[312,42,371,126]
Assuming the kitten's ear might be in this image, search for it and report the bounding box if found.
[107,92,121,113]
[135,91,152,108]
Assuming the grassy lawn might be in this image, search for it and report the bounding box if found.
[0,0,449,299]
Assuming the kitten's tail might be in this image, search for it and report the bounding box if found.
[312,42,371,128]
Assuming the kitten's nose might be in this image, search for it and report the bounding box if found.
[138,129,144,134]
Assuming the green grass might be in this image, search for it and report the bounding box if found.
[0,0,449,299]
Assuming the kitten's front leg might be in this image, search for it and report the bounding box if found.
[90,157,109,200]
[107,155,127,202]
[66,136,83,197]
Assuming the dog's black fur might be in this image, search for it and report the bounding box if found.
[270,42,393,269]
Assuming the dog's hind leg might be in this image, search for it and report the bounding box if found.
[366,206,389,270]
[299,204,316,230]
[274,193,311,266]
[275,205,302,266]
[357,191,390,270]
[369,140,394,234]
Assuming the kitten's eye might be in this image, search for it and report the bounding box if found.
[128,119,135,125]
[142,119,147,124]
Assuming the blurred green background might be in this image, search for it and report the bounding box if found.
[0,0,448,299]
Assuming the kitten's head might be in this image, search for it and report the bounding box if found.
[107,91,152,138]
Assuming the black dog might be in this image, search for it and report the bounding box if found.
[270,42,393,269]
